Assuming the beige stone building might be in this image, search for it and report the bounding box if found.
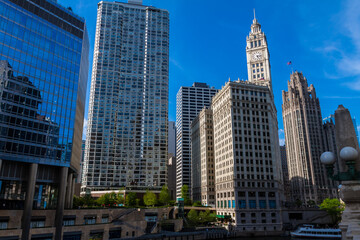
[190,15,283,232]
[191,108,215,207]
[282,72,335,204]
[212,80,282,232]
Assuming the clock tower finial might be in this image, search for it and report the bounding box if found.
[246,14,273,93]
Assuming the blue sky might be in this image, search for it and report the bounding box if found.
[58,0,360,144]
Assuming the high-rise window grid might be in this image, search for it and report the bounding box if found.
[82,1,169,191]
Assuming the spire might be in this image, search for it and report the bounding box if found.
[251,9,261,33]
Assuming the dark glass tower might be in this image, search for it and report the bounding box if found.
[0,0,89,239]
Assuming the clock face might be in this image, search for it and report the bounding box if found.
[252,51,262,61]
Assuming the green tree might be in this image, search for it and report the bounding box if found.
[181,185,191,206]
[295,199,303,208]
[159,185,171,206]
[116,193,125,205]
[319,198,345,226]
[83,193,94,207]
[187,209,199,224]
[96,193,110,206]
[125,192,137,207]
[199,210,216,224]
[307,200,316,207]
[192,201,202,207]
[96,192,117,207]
[143,190,157,207]
[73,196,84,208]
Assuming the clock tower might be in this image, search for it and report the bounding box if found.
[246,13,273,92]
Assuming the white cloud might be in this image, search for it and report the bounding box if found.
[317,0,360,90]
[82,118,88,140]
[169,57,184,71]
[278,129,285,146]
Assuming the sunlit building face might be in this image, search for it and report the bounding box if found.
[82,1,169,192]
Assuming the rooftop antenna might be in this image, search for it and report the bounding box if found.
[253,8,256,20]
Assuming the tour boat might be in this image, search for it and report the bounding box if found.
[291,224,341,239]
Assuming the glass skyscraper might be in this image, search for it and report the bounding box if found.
[175,83,218,198]
[82,0,169,192]
[0,0,89,238]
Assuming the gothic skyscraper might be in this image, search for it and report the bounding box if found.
[282,72,335,203]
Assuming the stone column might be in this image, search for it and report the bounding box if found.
[65,172,73,209]
[338,181,360,239]
[335,105,360,172]
[70,176,76,208]
[22,163,38,240]
[55,167,68,240]
[334,105,360,239]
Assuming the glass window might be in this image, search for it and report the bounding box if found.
[30,220,45,228]
[238,200,246,209]
[84,217,96,225]
[0,221,8,229]
[63,219,75,226]
[269,200,276,209]
[249,200,256,209]
[259,200,266,209]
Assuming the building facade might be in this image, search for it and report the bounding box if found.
[282,72,334,204]
[212,80,282,232]
[280,145,291,203]
[82,0,169,192]
[189,15,283,232]
[191,108,215,206]
[168,121,176,157]
[167,156,176,200]
[176,82,218,197]
[0,0,89,238]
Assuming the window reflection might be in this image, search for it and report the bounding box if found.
[0,60,61,161]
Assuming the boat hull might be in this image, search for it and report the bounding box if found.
[291,232,341,239]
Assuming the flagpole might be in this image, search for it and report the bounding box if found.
[287,61,293,73]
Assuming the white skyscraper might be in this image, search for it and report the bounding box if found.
[82,0,169,192]
[176,83,218,197]
[190,14,283,232]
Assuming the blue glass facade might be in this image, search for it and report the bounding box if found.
[0,0,87,167]
[0,0,88,211]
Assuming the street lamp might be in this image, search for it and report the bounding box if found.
[320,147,360,181]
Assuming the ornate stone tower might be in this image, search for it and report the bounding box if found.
[246,12,272,92]
[282,72,335,203]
